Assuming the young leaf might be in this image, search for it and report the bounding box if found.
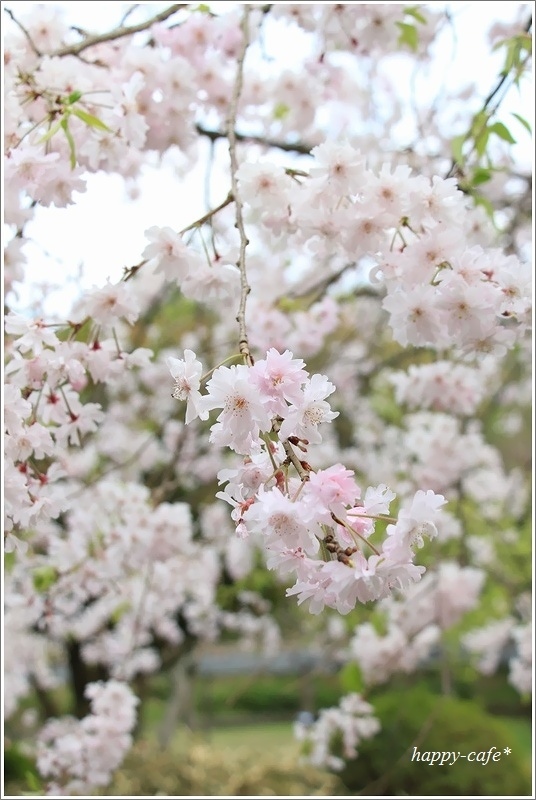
[502,40,519,75]
[489,122,517,144]
[67,90,83,104]
[273,102,290,121]
[396,21,419,52]
[37,118,64,144]
[470,110,489,137]
[61,117,77,169]
[404,6,427,25]
[451,133,466,165]
[72,108,112,132]
[471,167,492,186]
[475,128,489,157]
[510,112,531,134]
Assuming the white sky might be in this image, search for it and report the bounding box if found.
[3,1,534,316]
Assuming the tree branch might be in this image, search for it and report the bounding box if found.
[196,123,314,156]
[52,3,185,58]
[180,191,234,233]
[226,5,253,366]
[3,7,41,55]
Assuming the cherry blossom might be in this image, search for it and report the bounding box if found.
[167,350,209,424]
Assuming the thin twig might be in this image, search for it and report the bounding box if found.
[287,262,356,302]
[119,4,140,27]
[226,5,253,366]
[3,7,41,55]
[180,192,234,234]
[271,418,311,482]
[52,4,185,58]
[446,14,533,179]
[282,440,310,481]
[197,123,313,156]
[122,193,234,282]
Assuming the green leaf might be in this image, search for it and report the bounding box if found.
[475,128,489,157]
[396,21,419,52]
[517,32,532,54]
[511,112,532,134]
[471,167,492,186]
[273,102,290,121]
[489,122,517,144]
[470,110,489,136]
[502,40,520,75]
[67,90,83,104]
[451,133,466,164]
[37,118,63,144]
[72,108,112,132]
[404,6,427,25]
[61,117,77,169]
[32,565,58,593]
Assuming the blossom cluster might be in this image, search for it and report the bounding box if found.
[294,693,380,771]
[4,310,150,553]
[348,563,485,685]
[36,680,138,796]
[236,146,530,355]
[463,609,533,696]
[169,347,446,614]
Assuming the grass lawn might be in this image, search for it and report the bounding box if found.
[182,720,298,752]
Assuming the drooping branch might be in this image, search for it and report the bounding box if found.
[52,3,186,58]
[226,5,253,367]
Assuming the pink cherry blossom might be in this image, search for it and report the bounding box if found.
[204,364,273,454]
[279,373,339,444]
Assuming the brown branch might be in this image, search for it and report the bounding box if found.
[3,7,41,55]
[197,123,314,156]
[180,191,234,233]
[52,4,185,58]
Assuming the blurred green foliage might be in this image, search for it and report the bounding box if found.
[3,742,41,793]
[338,685,532,796]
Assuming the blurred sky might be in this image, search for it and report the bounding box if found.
[3,2,534,316]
